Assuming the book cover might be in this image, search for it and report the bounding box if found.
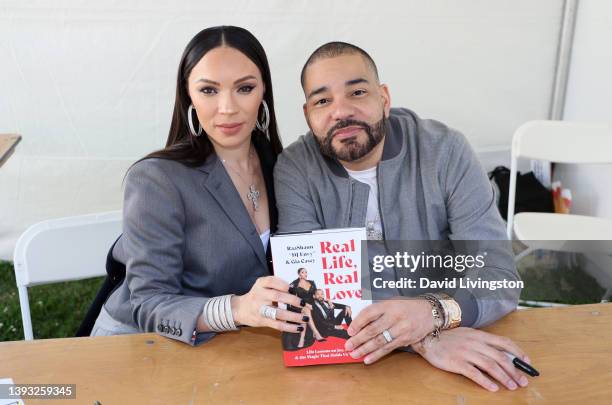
[270,227,370,366]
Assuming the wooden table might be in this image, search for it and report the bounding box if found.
[1,303,611,404]
[0,134,21,168]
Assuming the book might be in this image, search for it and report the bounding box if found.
[270,227,370,366]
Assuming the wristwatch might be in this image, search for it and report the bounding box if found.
[431,292,462,329]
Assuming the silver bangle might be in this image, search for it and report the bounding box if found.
[202,295,239,332]
[224,295,237,330]
[219,295,232,330]
[204,296,222,331]
[204,296,218,331]
[203,298,216,330]
[213,295,226,330]
[223,294,239,330]
[211,295,222,330]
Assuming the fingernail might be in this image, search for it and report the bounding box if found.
[507,380,517,390]
[523,356,531,364]
[519,376,528,387]
[350,350,360,359]
[363,356,371,364]
[297,326,304,332]
[300,299,306,307]
[302,315,309,322]
[489,383,499,392]
[345,341,353,351]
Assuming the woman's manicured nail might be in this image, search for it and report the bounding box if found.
[345,341,353,351]
[300,299,306,307]
[507,380,517,390]
[524,356,531,364]
[302,315,309,322]
[297,326,304,332]
[350,350,360,359]
[519,376,528,387]
[489,383,499,392]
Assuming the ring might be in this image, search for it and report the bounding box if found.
[382,329,393,343]
[259,305,277,320]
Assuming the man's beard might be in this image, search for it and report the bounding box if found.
[315,115,386,162]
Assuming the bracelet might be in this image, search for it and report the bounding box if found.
[429,292,462,329]
[421,295,444,339]
[202,294,239,332]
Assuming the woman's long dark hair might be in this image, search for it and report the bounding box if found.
[144,26,282,166]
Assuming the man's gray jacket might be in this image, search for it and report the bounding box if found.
[274,108,520,328]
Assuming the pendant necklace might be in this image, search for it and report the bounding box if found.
[222,147,261,212]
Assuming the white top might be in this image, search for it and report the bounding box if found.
[259,228,271,249]
[345,166,383,240]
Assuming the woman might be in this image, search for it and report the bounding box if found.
[287,268,326,348]
[91,26,308,345]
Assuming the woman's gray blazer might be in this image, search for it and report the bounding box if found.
[103,140,277,345]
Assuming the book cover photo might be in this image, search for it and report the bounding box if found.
[270,227,370,366]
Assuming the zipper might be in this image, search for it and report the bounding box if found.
[347,179,354,226]
[376,165,386,239]
[376,165,398,295]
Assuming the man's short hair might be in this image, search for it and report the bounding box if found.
[300,41,379,87]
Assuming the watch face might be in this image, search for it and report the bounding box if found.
[449,304,462,326]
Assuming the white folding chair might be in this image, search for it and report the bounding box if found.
[13,211,122,340]
[506,121,612,304]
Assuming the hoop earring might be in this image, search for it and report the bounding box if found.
[255,99,270,137]
[187,104,202,137]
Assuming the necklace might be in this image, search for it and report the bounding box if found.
[221,147,261,212]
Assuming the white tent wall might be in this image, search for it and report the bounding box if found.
[557,0,612,219]
[0,0,564,260]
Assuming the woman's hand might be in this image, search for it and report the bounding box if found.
[232,276,307,332]
[412,327,531,392]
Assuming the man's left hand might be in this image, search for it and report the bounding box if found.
[345,299,434,364]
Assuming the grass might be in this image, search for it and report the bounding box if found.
[516,250,607,305]
[0,260,104,341]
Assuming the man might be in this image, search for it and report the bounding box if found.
[274,42,530,392]
[311,289,352,339]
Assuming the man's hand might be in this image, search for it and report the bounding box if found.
[344,299,433,364]
[412,327,531,392]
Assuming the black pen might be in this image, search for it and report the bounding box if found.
[504,352,540,377]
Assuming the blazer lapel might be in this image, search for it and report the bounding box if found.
[253,135,278,274]
[199,158,267,268]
